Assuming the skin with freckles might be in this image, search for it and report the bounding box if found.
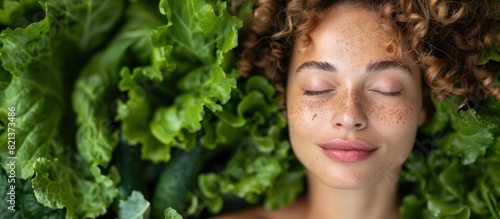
[286,3,426,191]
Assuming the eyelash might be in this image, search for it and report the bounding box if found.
[303,90,332,96]
[303,90,402,96]
[379,91,402,96]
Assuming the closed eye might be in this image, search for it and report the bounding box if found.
[303,90,333,96]
[378,91,402,96]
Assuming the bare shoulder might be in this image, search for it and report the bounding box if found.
[209,197,307,219]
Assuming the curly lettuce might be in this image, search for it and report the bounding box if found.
[401,94,500,217]
[0,0,124,217]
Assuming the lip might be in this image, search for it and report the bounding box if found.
[319,139,378,162]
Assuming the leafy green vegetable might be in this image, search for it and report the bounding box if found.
[32,158,119,218]
[264,166,305,210]
[426,193,471,218]
[0,17,65,180]
[118,191,151,219]
[42,0,125,54]
[0,0,41,28]
[420,96,497,165]
[148,0,241,152]
[117,0,242,163]
[73,0,163,167]
[0,167,64,218]
[401,92,500,218]
[0,0,124,217]
[479,47,500,65]
[400,195,428,219]
[152,144,212,218]
[164,207,183,219]
[0,0,124,177]
[72,38,123,167]
[2,0,296,217]
[117,66,172,162]
[196,76,301,214]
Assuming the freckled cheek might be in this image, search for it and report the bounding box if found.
[372,99,418,128]
[371,99,420,160]
[287,99,329,129]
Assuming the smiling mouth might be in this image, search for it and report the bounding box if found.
[321,149,377,162]
[319,139,378,162]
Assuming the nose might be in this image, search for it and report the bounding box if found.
[332,89,368,130]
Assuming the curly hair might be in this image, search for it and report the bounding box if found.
[236,0,500,111]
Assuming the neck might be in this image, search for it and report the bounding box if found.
[303,168,401,219]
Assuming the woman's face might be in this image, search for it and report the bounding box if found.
[286,4,426,189]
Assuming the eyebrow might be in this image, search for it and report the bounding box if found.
[366,60,413,76]
[296,61,337,73]
[296,60,413,76]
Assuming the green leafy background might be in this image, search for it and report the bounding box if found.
[0,0,498,218]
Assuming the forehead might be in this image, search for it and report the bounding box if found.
[296,4,396,60]
[289,3,422,76]
[289,4,421,76]
[320,6,389,42]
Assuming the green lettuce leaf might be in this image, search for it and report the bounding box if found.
[426,193,471,218]
[421,97,496,165]
[0,166,64,218]
[0,0,124,217]
[72,0,162,167]
[399,195,429,219]
[479,176,500,218]
[117,66,172,162]
[152,144,212,218]
[118,191,151,219]
[0,59,11,91]
[117,0,242,163]
[0,17,66,179]
[264,167,305,210]
[197,75,298,214]
[164,207,183,219]
[0,0,124,179]
[72,43,123,167]
[0,0,41,28]
[152,0,242,126]
[32,158,119,218]
[40,0,125,54]
[438,158,465,201]
[107,0,170,163]
[402,93,500,218]
[478,47,500,65]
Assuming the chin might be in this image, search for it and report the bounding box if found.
[316,168,383,190]
[302,153,399,190]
